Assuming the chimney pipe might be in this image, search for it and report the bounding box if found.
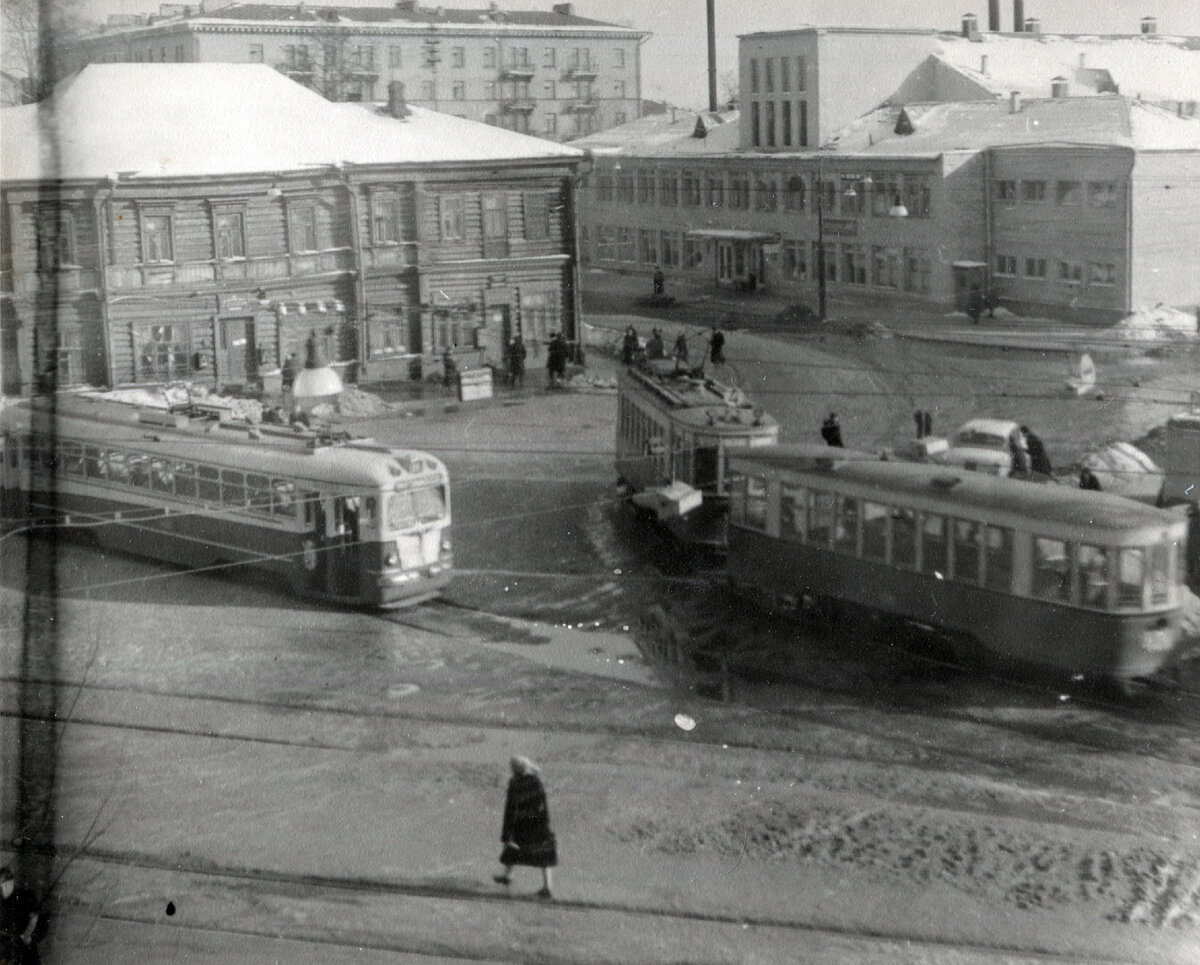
[706,0,717,112]
[1009,90,1021,113]
[1141,16,1157,34]
[387,80,410,118]
[1024,17,1041,35]
[962,13,979,40]
[1050,76,1068,98]
[1013,0,1024,31]
[988,0,1000,31]
[981,54,988,74]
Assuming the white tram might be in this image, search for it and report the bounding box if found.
[0,394,452,608]
[616,359,779,550]
[726,445,1190,685]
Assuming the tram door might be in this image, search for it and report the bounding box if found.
[327,495,362,599]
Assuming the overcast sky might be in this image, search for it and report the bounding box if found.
[72,0,1200,107]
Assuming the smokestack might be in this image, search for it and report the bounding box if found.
[706,0,717,112]
[1013,0,1024,31]
[1141,16,1157,34]
[962,13,979,40]
[988,0,1000,31]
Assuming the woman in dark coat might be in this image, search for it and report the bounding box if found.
[494,756,557,898]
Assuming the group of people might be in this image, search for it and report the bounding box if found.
[620,324,725,368]
[1008,424,1053,476]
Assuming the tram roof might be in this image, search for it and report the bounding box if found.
[619,363,778,434]
[730,444,1181,535]
[2,401,445,489]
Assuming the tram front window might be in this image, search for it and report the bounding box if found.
[386,485,446,532]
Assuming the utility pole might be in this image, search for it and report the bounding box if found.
[706,0,717,112]
[815,157,827,320]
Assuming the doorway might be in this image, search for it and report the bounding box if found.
[218,317,258,383]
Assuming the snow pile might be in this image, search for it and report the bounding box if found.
[568,371,618,392]
[1112,305,1199,342]
[1077,442,1164,501]
[329,386,398,418]
[75,384,264,421]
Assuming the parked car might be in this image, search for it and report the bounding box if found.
[934,418,1022,476]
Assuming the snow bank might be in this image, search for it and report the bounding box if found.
[1112,305,1199,342]
[1077,442,1164,501]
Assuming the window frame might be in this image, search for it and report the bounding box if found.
[140,208,175,264]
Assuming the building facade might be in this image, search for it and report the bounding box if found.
[61,2,647,141]
[0,64,586,394]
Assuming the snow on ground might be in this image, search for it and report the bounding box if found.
[1113,305,1200,341]
[1077,441,1164,500]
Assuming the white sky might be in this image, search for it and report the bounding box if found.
[65,0,1200,108]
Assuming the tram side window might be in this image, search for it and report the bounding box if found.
[150,458,174,493]
[808,490,837,547]
[780,484,807,541]
[127,454,150,488]
[1149,543,1171,607]
[984,525,1013,590]
[921,513,947,576]
[728,473,747,524]
[861,501,888,562]
[105,450,129,483]
[84,446,103,478]
[891,508,917,569]
[221,470,245,506]
[745,475,768,530]
[60,443,85,476]
[174,462,197,498]
[272,479,297,518]
[952,519,982,585]
[1076,544,1110,608]
[197,465,220,502]
[833,495,859,554]
[694,445,719,490]
[1117,548,1145,608]
[245,473,272,515]
[1033,537,1071,601]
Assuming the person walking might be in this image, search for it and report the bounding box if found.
[1,865,42,965]
[546,332,568,388]
[621,325,639,365]
[646,328,665,361]
[709,326,726,365]
[1021,425,1053,475]
[494,756,557,899]
[1008,427,1031,475]
[508,334,527,388]
[820,412,844,447]
[673,331,689,366]
[652,264,665,296]
[967,284,983,325]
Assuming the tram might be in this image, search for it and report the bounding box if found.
[616,359,779,551]
[0,393,452,608]
[725,444,1190,685]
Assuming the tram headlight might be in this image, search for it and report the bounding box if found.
[385,552,399,567]
[441,537,452,552]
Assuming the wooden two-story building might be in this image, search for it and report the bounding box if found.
[0,63,586,394]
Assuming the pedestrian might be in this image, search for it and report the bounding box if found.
[1079,466,1102,491]
[281,352,299,392]
[494,756,557,899]
[1008,427,1030,475]
[820,412,844,447]
[709,325,726,365]
[441,347,457,389]
[967,284,983,325]
[621,325,639,365]
[1,865,42,965]
[646,328,665,361]
[653,264,665,296]
[1021,425,1053,475]
[508,334,527,388]
[673,331,689,365]
[546,331,568,388]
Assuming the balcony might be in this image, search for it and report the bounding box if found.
[501,66,535,81]
[564,97,598,113]
[277,59,317,80]
[563,66,597,80]
[106,249,355,290]
[500,98,537,113]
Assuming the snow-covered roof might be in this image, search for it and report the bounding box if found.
[825,96,1200,156]
[1,64,583,182]
[934,32,1200,104]
[571,109,741,157]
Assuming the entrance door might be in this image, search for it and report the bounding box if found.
[488,306,511,368]
[717,242,735,285]
[218,317,257,383]
[952,264,987,312]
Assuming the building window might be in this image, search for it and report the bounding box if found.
[661,231,681,268]
[1089,262,1117,286]
[389,45,402,68]
[544,112,558,135]
[174,44,185,62]
[639,229,658,265]
[288,204,318,252]
[570,47,592,70]
[372,195,400,244]
[764,57,775,93]
[248,43,263,63]
[903,177,931,217]
[751,101,761,147]
[450,46,465,68]
[543,80,556,99]
[780,57,790,92]
[482,194,509,256]
[684,238,704,269]
[613,80,625,99]
[508,46,530,68]
[1024,257,1047,279]
[783,175,805,212]
[993,179,1017,203]
[730,176,749,209]
[597,175,613,201]
[141,212,174,263]
[750,59,759,94]
[614,47,625,68]
[439,195,465,241]
[995,254,1017,276]
[871,247,900,288]
[796,56,806,91]
[37,208,76,268]
[905,248,930,293]
[138,324,191,381]
[765,101,776,147]
[1056,180,1083,205]
[754,177,776,211]
[352,45,375,69]
[617,175,634,204]
[451,81,465,100]
[798,100,808,146]
[523,193,550,240]
[636,171,655,204]
[215,210,246,260]
[1058,260,1083,284]
[1022,180,1046,202]
[483,46,497,68]
[660,172,679,206]
[543,47,556,68]
[682,172,701,206]
[1089,181,1118,207]
[782,240,807,280]
[484,113,498,126]
[781,101,792,146]
[842,245,867,285]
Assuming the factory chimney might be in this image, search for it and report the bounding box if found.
[1141,16,1157,34]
